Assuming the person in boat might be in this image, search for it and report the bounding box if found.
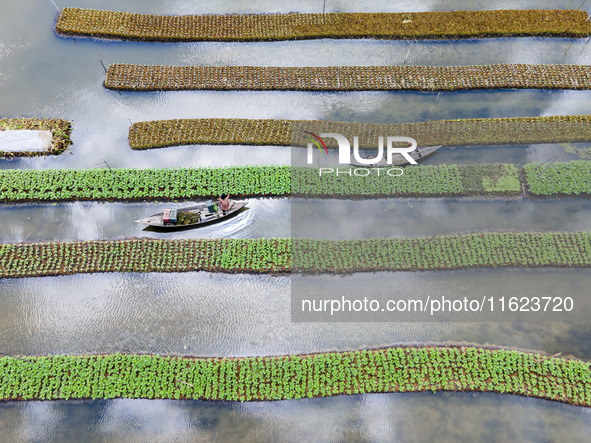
[218,193,231,214]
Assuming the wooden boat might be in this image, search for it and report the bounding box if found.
[349,145,442,167]
[135,200,247,229]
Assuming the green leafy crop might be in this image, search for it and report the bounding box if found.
[525,160,591,196]
[1,232,589,278]
[1,347,589,407]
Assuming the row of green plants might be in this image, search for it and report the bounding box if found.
[0,162,589,202]
[129,115,591,150]
[0,166,290,202]
[55,8,591,42]
[0,118,72,157]
[292,232,591,273]
[1,232,589,278]
[293,164,521,197]
[0,238,291,278]
[104,63,591,92]
[524,160,591,197]
[3,162,591,201]
[1,346,589,406]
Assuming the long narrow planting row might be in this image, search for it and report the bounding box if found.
[292,164,521,198]
[129,115,591,150]
[55,8,591,42]
[293,232,591,273]
[1,232,590,278]
[0,118,72,157]
[0,238,291,278]
[0,166,290,202]
[105,64,591,92]
[0,164,518,202]
[1,347,590,406]
[0,162,589,202]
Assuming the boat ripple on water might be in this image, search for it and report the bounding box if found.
[136,200,246,228]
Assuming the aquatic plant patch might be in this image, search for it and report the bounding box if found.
[129,115,591,150]
[0,164,517,202]
[292,232,591,273]
[292,164,521,198]
[0,166,290,202]
[55,8,591,42]
[1,232,589,278]
[0,119,72,157]
[129,119,292,150]
[105,64,591,92]
[0,238,291,278]
[3,162,591,203]
[560,142,591,160]
[524,160,591,197]
[1,347,590,406]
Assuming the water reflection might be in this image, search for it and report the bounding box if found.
[2,1,591,171]
[0,393,590,442]
[0,199,289,242]
[2,196,591,242]
[1,270,590,359]
[292,198,591,239]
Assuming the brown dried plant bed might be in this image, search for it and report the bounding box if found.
[1,347,590,406]
[1,232,590,278]
[129,116,591,150]
[55,8,591,42]
[104,64,591,92]
[0,119,72,157]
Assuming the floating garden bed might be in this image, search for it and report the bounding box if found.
[0,119,72,157]
[129,115,591,150]
[55,8,591,42]
[292,164,521,198]
[0,238,290,278]
[0,166,290,202]
[104,64,591,92]
[129,118,292,150]
[1,346,589,406]
[292,232,591,273]
[524,160,591,197]
[1,162,590,203]
[1,232,590,278]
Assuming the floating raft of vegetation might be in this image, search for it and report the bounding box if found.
[129,115,591,150]
[292,232,591,273]
[0,166,290,202]
[524,160,591,197]
[1,232,590,278]
[55,8,591,42]
[1,347,590,406]
[0,238,290,278]
[104,64,591,92]
[0,119,72,157]
[0,162,589,203]
[293,164,521,198]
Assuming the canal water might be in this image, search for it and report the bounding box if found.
[1,0,591,440]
